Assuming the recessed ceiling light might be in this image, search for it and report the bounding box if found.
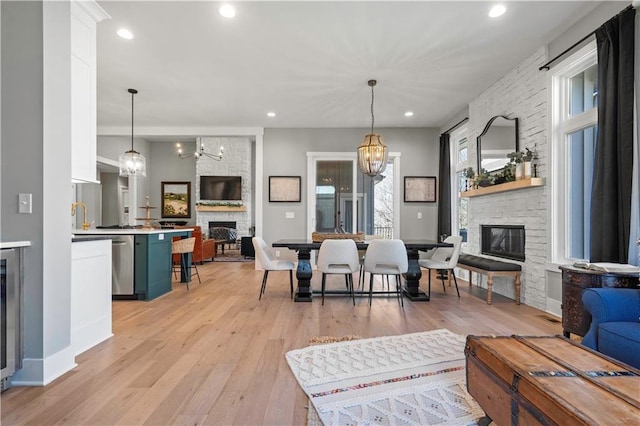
[489,5,506,18]
[404,111,414,117]
[267,112,276,117]
[117,28,134,40]
[219,5,236,18]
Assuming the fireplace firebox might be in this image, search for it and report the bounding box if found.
[481,225,525,262]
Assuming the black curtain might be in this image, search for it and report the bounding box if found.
[437,133,451,238]
[590,7,635,263]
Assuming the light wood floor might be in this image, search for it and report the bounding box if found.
[1,260,562,425]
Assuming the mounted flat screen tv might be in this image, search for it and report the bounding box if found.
[200,176,242,200]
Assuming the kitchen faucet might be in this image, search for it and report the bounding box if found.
[71,202,90,230]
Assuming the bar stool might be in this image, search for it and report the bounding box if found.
[172,237,201,289]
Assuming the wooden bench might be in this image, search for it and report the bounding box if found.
[457,254,521,305]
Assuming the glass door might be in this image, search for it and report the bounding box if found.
[314,160,357,233]
[308,153,399,239]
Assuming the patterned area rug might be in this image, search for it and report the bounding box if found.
[213,251,254,262]
[287,329,485,426]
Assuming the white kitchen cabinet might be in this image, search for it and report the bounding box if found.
[71,1,109,183]
[71,239,112,356]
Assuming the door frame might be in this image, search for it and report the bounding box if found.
[306,152,401,240]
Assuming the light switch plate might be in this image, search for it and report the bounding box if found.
[18,193,32,214]
[417,212,422,219]
[158,234,164,240]
[285,212,295,219]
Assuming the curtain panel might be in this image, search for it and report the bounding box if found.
[437,133,451,238]
[590,7,636,263]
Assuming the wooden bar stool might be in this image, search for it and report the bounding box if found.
[172,237,200,289]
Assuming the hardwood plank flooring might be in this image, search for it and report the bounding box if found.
[1,260,562,425]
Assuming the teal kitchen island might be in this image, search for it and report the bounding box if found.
[73,228,192,300]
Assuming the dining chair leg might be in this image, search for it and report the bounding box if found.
[321,273,327,305]
[369,274,374,306]
[396,274,404,308]
[259,270,269,300]
[439,270,447,292]
[344,275,349,289]
[289,270,294,299]
[349,274,355,306]
[428,268,432,299]
[452,270,460,297]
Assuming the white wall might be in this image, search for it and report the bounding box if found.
[466,47,549,310]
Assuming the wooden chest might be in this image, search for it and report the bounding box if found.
[465,335,640,425]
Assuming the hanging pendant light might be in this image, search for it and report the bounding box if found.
[358,79,388,177]
[119,88,146,177]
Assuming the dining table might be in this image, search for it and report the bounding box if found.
[272,239,452,302]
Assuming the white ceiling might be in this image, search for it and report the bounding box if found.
[96,1,602,132]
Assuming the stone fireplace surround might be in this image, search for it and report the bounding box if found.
[195,137,253,238]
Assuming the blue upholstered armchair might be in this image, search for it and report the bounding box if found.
[582,288,640,369]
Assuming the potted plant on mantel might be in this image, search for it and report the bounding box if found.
[474,169,495,187]
[507,148,535,180]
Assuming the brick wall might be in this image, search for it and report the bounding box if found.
[466,47,548,309]
[196,137,252,236]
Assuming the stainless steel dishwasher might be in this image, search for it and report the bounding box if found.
[111,235,135,299]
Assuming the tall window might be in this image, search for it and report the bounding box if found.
[551,42,597,263]
[451,125,469,242]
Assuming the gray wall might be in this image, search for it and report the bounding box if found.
[148,141,196,225]
[97,135,151,222]
[262,127,440,246]
[1,0,46,360]
[549,2,629,60]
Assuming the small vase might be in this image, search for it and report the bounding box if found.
[515,163,524,180]
[523,161,532,178]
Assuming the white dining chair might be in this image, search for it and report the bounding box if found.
[358,234,385,290]
[252,237,295,300]
[316,239,360,305]
[363,239,408,307]
[418,236,463,299]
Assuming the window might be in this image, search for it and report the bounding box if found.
[451,125,469,242]
[551,42,598,263]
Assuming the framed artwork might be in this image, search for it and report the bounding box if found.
[269,176,301,202]
[404,176,437,203]
[161,181,191,218]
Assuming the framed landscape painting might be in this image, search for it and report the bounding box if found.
[269,176,301,202]
[404,176,437,202]
[161,181,191,218]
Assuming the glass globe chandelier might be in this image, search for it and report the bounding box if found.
[119,88,146,177]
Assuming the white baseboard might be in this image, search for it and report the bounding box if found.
[10,345,77,386]
[546,298,562,318]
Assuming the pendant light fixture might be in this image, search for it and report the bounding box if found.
[176,140,224,161]
[357,79,388,177]
[119,88,146,177]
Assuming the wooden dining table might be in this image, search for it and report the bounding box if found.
[272,239,452,303]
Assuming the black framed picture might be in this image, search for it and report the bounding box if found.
[404,176,437,202]
[269,176,301,202]
[161,181,191,218]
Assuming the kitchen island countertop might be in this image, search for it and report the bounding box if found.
[73,228,194,235]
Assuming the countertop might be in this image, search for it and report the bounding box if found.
[1,241,32,249]
[73,228,194,235]
[72,235,113,243]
